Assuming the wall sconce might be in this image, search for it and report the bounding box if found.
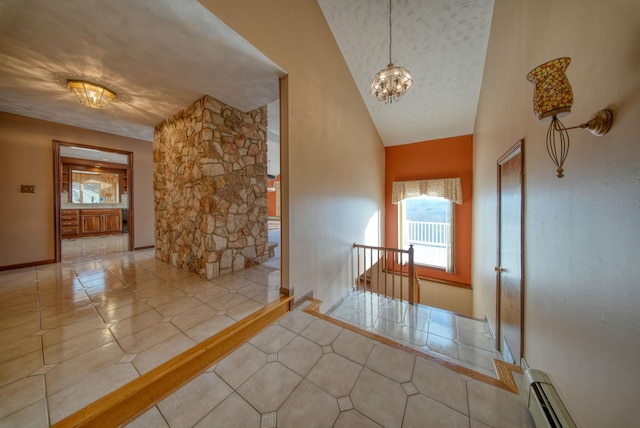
[526,58,613,178]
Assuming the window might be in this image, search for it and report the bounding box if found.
[392,177,461,273]
[70,170,120,204]
[398,195,454,271]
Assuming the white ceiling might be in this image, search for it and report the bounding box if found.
[318,0,494,146]
[0,0,284,142]
[0,0,494,148]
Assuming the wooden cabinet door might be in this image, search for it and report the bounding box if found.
[102,211,122,232]
[81,213,102,234]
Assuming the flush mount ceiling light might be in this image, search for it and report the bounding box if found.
[526,58,613,178]
[67,80,116,109]
[370,0,413,104]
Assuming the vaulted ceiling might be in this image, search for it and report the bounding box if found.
[317,0,494,146]
[0,0,494,147]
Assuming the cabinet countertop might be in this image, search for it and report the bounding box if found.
[61,205,127,210]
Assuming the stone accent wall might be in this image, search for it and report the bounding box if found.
[154,95,269,279]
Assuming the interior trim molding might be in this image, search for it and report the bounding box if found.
[134,245,154,251]
[51,295,293,428]
[303,298,521,394]
[0,259,55,271]
[493,359,523,393]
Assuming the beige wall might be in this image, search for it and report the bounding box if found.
[201,0,385,307]
[0,112,154,267]
[473,1,640,426]
[420,280,472,318]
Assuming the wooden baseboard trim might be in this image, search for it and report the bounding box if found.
[52,295,293,428]
[303,298,519,393]
[134,245,154,250]
[0,259,56,271]
[493,359,523,394]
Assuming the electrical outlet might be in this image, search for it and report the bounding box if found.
[21,185,35,193]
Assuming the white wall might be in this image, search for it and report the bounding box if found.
[473,1,640,427]
[201,0,385,308]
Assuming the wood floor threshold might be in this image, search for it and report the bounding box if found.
[52,295,293,428]
[303,298,521,394]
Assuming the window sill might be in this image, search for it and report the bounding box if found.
[417,275,472,289]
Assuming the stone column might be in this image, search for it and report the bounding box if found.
[154,95,269,279]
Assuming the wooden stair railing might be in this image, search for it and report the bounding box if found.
[353,243,418,304]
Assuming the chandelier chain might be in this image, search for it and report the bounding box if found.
[370,0,412,103]
[388,0,392,64]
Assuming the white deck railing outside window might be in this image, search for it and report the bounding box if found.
[406,220,449,247]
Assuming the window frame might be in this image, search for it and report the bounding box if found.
[397,195,455,272]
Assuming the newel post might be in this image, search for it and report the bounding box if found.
[408,245,415,304]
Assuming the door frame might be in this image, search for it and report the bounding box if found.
[53,140,134,262]
[495,139,525,362]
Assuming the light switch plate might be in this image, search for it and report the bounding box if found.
[21,185,35,193]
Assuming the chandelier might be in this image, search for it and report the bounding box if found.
[67,80,116,109]
[370,0,413,103]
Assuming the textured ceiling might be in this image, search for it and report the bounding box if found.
[318,0,494,146]
[0,0,284,142]
[0,0,493,148]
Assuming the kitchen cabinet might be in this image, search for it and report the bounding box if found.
[78,209,122,236]
[60,209,79,236]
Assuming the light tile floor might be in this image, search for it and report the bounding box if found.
[0,236,280,426]
[326,290,503,378]
[127,303,534,428]
[1,234,533,427]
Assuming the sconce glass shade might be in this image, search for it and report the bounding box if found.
[526,57,573,120]
[67,80,116,109]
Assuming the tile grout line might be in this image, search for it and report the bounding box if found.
[305,298,518,393]
[50,295,293,428]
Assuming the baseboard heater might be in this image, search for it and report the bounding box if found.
[523,369,576,428]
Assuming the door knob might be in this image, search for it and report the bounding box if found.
[494,266,505,272]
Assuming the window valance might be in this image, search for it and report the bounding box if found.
[391,178,462,205]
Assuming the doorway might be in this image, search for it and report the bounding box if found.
[53,141,134,262]
[265,99,282,270]
[495,139,524,364]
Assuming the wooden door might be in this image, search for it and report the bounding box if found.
[496,140,524,364]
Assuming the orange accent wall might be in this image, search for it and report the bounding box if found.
[267,175,280,217]
[385,135,473,285]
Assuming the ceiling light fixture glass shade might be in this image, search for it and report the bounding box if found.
[371,63,413,103]
[370,0,412,104]
[67,80,116,109]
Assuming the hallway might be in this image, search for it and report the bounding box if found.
[0,237,533,427]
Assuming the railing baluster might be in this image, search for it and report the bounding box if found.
[364,246,367,294]
[408,245,414,304]
[370,247,374,294]
[353,243,417,306]
[399,251,403,302]
[383,248,387,298]
[376,247,380,296]
[392,250,396,300]
[357,244,362,292]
